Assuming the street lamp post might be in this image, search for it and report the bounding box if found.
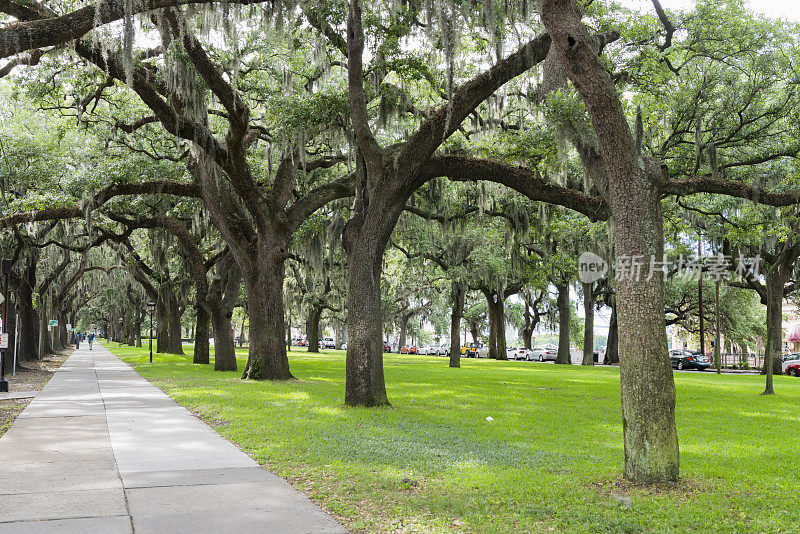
[147,300,155,363]
[119,317,124,348]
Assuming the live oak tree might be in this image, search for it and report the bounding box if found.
[537,0,800,482]
[4,0,800,488]
[5,1,359,379]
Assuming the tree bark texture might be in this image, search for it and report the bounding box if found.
[582,282,595,365]
[762,268,784,394]
[306,305,322,353]
[604,301,619,364]
[556,283,571,364]
[240,237,293,380]
[193,304,211,364]
[449,281,465,368]
[541,0,679,483]
[14,270,38,362]
[208,253,240,372]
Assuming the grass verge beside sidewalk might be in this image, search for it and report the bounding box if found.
[106,342,800,533]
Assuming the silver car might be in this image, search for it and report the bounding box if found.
[531,345,558,362]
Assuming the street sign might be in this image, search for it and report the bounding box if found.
[0,293,4,305]
[48,320,58,327]
[66,323,72,331]
[0,334,7,349]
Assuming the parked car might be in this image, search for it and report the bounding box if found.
[531,344,558,362]
[400,346,418,354]
[418,345,436,355]
[785,363,800,377]
[383,341,392,353]
[669,350,710,371]
[341,342,347,351]
[461,342,482,358]
[507,347,534,360]
[782,353,800,373]
[321,337,336,349]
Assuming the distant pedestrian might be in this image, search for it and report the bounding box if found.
[88,332,95,350]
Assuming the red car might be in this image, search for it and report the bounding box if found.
[786,363,800,377]
[400,346,417,354]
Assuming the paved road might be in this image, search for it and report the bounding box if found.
[0,345,346,533]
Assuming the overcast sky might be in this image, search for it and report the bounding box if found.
[619,0,800,21]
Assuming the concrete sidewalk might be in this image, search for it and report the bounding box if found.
[0,345,346,533]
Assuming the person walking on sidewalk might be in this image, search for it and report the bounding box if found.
[87,332,95,350]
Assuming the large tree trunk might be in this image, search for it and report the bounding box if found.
[582,282,595,365]
[762,267,784,394]
[156,297,169,354]
[39,292,52,357]
[449,281,465,368]
[469,321,479,344]
[14,276,38,362]
[343,242,390,405]
[398,314,409,350]
[126,307,137,346]
[612,170,678,484]
[135,315,143,347]
[541,0,679,483]
[58,310,68,350]
[521,296,535,350]
[210,301,237,371]
[240,237,293,380]
[763,269,784,379]
[306,305,322,353]
[167,297,185,355]
[555,282,571,364]
[495,293,507,360]
[209,254,240,372]
[484,289,507,360]
[193,304,211,364]
[342,196,394,406]
[604,301,619,364]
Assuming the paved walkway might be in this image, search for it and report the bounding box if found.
[0,345,346,533]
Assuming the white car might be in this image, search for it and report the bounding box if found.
[341,342,347,351]
[506,347,534,360]
[782,353,800,373]
[322,337,336,349]
[419,345,446,356]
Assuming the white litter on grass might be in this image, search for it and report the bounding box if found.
[485,416,494,422]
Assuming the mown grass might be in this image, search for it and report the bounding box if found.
[104,342,800,533]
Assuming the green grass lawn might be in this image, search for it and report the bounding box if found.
[104,342,800,533]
